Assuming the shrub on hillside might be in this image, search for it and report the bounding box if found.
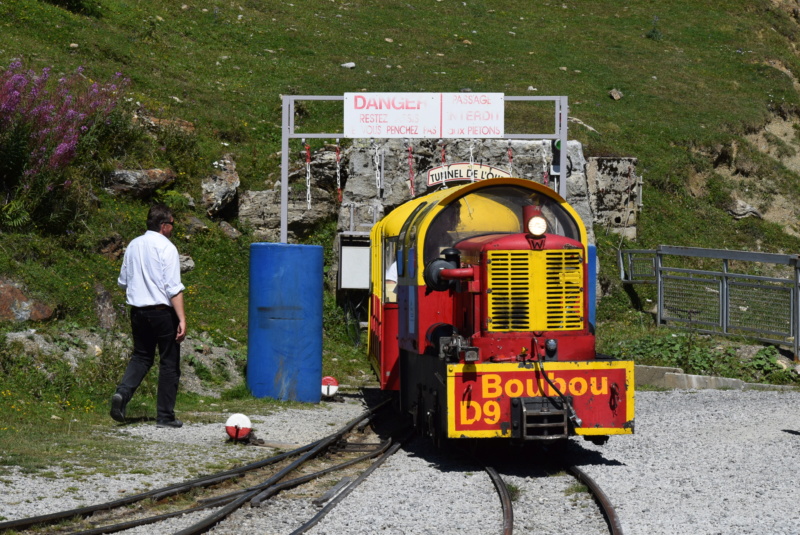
[615,332,800,386]
[0,61,128,231]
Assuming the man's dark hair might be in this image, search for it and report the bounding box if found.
[146,204,174,232]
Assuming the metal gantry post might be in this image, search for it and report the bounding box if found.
[280,95,345,243]
[559,95,568,200]
[280,96,291,244]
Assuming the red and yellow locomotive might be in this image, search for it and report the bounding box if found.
[368,177,634,444]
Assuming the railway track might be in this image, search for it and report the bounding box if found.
[0,400,407,535]
[567,465,623,535]
[478,458,623,535]
[1,400,622,535]
[485,466,514,535]
[486,451,623,535]
[291,436,622,535]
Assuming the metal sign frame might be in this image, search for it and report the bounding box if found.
[280,94,569,243]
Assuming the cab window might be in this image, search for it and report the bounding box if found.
[384,239,398,303]
[423,185,581,264]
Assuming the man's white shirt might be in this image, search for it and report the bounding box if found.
[118,230,185,307]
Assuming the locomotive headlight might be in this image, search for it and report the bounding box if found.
[527,216,548,237]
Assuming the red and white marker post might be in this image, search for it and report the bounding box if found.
[321,376,339,398]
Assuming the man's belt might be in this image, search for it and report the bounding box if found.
[131,305,170,311]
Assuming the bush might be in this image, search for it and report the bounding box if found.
[0,61,129,231]
[614,332,800,386]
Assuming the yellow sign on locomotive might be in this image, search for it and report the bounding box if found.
[446,361,635,438]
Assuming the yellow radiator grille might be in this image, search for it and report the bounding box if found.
[486,251,532,331]
[487,250,584,332]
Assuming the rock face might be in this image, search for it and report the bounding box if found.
[0,278,54,323]
[335,138,633,246]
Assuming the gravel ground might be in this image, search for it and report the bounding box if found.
[2,389,800,534]
[576,389,800,535]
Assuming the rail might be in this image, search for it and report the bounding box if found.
[618,246,800,359]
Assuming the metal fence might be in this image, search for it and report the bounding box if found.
[617,246,800,358]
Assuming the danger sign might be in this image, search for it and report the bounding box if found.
[343,92,504,139]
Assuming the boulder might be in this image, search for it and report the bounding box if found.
[219,221,242,239]
[728,198,762,220]
[0,278,54,323]
[94,283,116,330]
[105,169,176,198]
[202,154,240,217]
[180,255,195,273]
[239,186,336,242]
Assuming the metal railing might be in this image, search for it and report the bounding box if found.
[618,246,800,358]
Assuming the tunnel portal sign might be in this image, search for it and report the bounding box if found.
[427,163,512,186]
[344,92,504,139]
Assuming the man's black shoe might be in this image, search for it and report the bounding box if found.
[156,419,183,428]
[110,393,126,423]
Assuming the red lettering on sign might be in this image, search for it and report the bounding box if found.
[354,95,423,110]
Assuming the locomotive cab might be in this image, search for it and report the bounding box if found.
[368,178,634,445]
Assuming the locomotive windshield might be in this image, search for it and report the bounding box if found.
[423,185,581,264]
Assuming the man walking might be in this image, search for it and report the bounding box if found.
[111,204,186,428]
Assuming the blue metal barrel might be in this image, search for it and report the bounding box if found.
[247,243,323,402]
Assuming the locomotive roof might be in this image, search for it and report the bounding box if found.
[379,177,576,238]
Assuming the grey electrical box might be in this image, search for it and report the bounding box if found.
[338,234,371,290]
